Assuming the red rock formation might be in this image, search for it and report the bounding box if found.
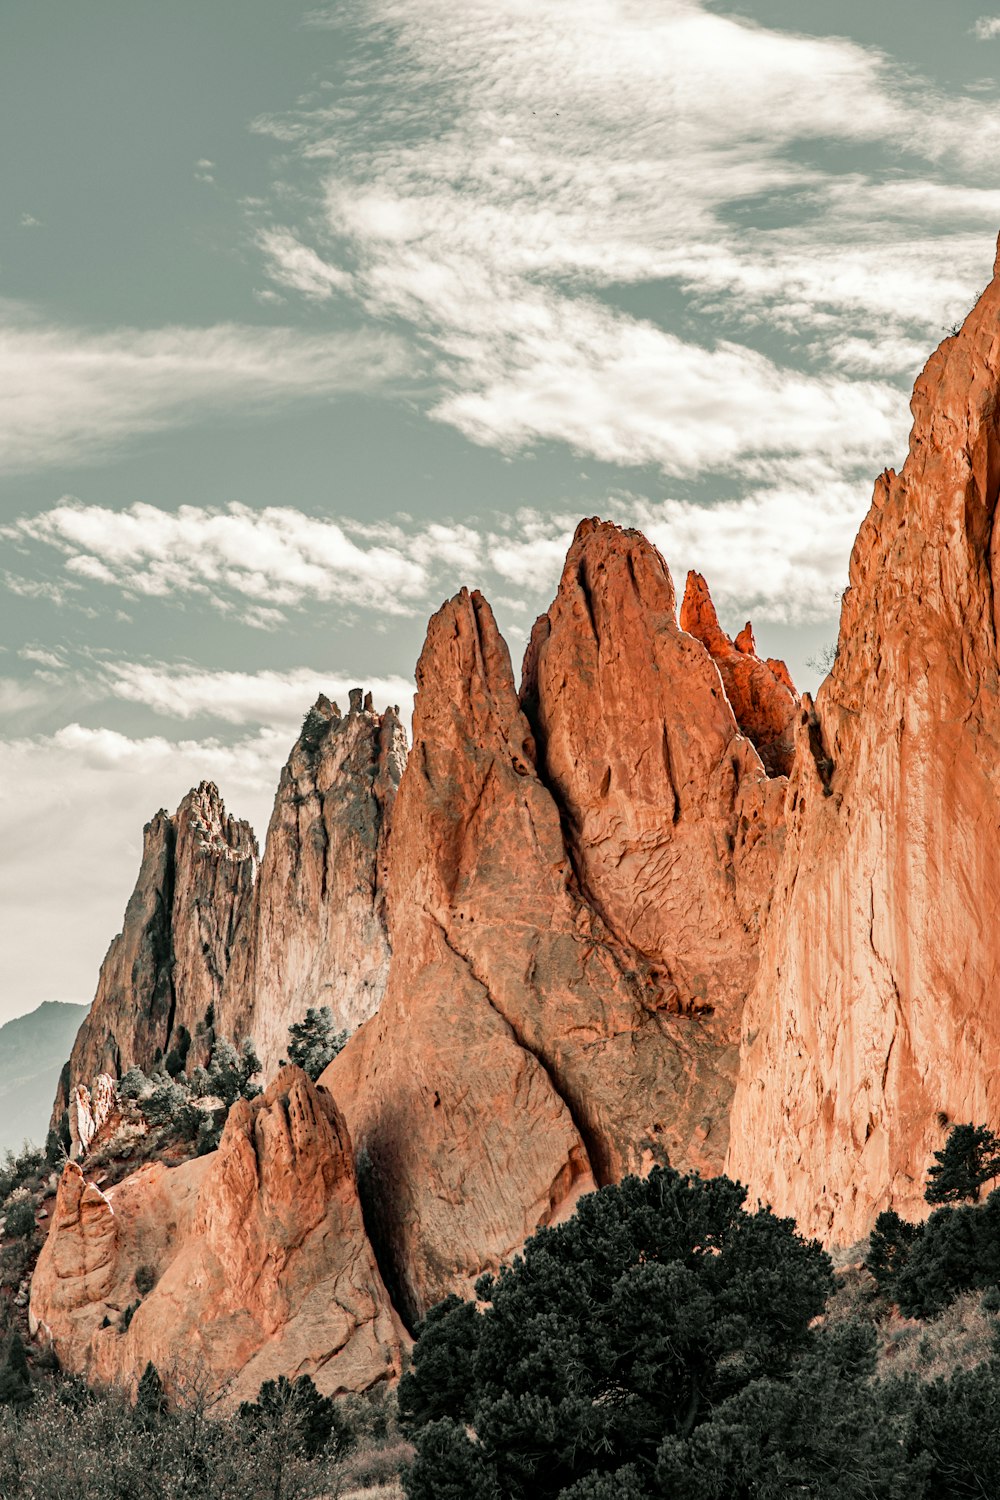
[679,571,799,777]
[522,522,787,1016]
[56,783,257,1146]
[728,236,1000,1242]
[31,1067,405,1406]
[222,692,406,1076]
[326,528,786,1323]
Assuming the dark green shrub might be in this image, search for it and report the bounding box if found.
[402,1167,833,1500]
[866,1208,924,1291]
[3,1200,36,1240]
[926,1124,1000,1205]
[0,1334,31,1408]
[135,1264,156,1296]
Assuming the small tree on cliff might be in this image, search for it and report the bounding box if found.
[926,1123,1000,1205]
[283,1007,347,1081]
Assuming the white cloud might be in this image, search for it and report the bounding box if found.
[8,485,867,635]
[0,725,288,1021]
[18,647,65,670]
[256,230,352,299]
[0,302,411,473]
[104,662,414,727]
[19,213,41,229]
[973,18,1000,39]
[7,500,435,619]
[252,0,999,483]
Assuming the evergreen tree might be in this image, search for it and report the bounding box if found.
[283,1007,347,1081]
[926,1123,1000,1205]
[192,1036,262,1108]
[402,1167,833,1500]
[135,1361,166,1426]
[865,1208,924,1291]
[0,1333,32,1407]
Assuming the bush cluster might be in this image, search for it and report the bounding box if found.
[0,1363,406,1500]
[400,1163,1000,1499]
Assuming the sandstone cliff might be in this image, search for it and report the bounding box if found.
[728,235,1000,1241]
[56,783,257,1145]
[221,692,406,1076]
[31,1067,406,1406]
[325,523,786,1324]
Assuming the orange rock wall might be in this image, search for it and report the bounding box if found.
[728,240,1000,1241]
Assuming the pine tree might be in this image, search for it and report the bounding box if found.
[135,1361,166,1426]
[0,1333,32,1407]
[283,1007,348,1081]
[926,1123,1000,1205]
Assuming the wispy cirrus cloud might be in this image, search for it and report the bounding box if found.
[252,0,999,484]
[6,492,871,631]
[0,302,412,473]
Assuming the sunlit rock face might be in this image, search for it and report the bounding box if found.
[729,235,1000,1243]
[31,1067,407,1407]
[324,521,786,1324]
[221,692,407,1076]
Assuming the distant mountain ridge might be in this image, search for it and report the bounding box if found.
[0,1002,88,1154]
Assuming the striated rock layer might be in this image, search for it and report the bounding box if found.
[729,236,1000,1242]
[325,522,786,1325]
[222,692,406,1077]
[31,1067,406,1406]
[56,783,257,1145]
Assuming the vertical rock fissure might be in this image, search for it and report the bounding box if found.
[429,914,609,1187]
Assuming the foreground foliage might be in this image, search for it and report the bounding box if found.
[0,1370,406,1500]
[401,1166,1000,1499]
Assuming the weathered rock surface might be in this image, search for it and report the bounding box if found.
[729,236,1000,1242]
[325,526,786,1324]
[31,1067,406,1406]
[679,571,799,777]
[222,693,406,1076]
[56,784,257,1146]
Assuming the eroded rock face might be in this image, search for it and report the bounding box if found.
[679,571,799,777]
[326,529,786,1323]
[31,1067,405,1406]
[728,238,1000,1242]
[56,785,257,1146]
[521,522,787,1019]
[222,693,406,1076]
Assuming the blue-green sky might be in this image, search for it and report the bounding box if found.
[3,0,1000,1021]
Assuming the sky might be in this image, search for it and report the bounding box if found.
[3,0,1000,1023]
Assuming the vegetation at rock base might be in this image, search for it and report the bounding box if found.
[0,1364,409,1499]
[402,1163,1000,1499]
[11,1117,1000,1494]
[282,1006,348,1081]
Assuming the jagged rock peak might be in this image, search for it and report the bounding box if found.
[520,518,786,1010]
[181,780,258,865]
[31,1066,406,1405]
[55,785,257,1143]
[219,691,408,1075]
[679,570,799,777]
[325,541,789,1323]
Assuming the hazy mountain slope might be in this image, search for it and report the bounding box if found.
[0,1002,88,1154]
